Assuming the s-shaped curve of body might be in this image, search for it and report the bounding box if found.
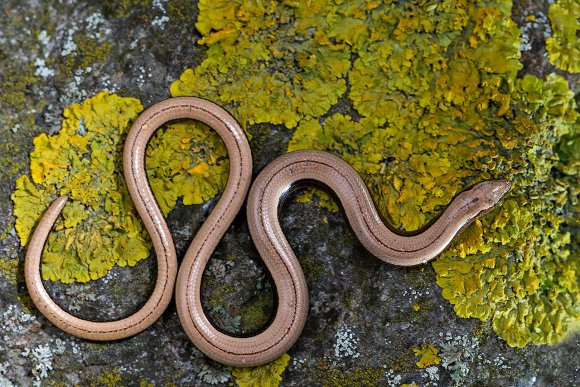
[25,97,252,340]
[177,150,511,367]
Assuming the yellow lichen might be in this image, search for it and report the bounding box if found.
[322,367,385,387]
[413,344,441,369]
[12,175,53,247]
[12,92,148,283]
[146,120,228,215]
[12,91,229,283]
[281,0,579,348]
[104,0,152,19]
[545,0,580,73]
[95,368,123,387]
[170,0,351,128]
[231,353,290,387]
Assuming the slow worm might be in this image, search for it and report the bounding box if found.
[25,97,510,367]
[25,97,252,340]
[177,149,510,367]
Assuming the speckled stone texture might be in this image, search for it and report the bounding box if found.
[0,0,578,386]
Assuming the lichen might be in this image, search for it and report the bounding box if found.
[545,0,580,73]
[58,34,111,79]
[321,367,385,387]
[0,62,43,134]
[12,92,148,283]
[284,0,579,348]
[333,325,360,359]
[434,74,579,347]
[104,0,152,19]
[95,368,123,387]
[170,0,352,128]
[146,120,228,215]
[240,292,274,334]
[197,363,231,385]
[438,333,480,383]
[413,344,441,369]
[231,353,290,387]
[0,258,19,284]
[21,344,53,384]
[12,88,233,283]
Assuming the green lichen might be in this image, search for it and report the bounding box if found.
[0,258,19,284]
[104,0,152,19]
[94,368,122,387]
[322,367,385,387]
[166,0,199,21]
[0,62,43,133]
[58,34,111,79]
[0,142,27,182]
[231,353,290,387]
[205,280,237,310]
[545,0,580,73]
[297,255,325,283]
[240,292,275,334]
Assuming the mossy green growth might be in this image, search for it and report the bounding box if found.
[58,34,111,79]
[240,291,275,334]
[545,0,580,73]
[0,62,43,133]
[231,353,290,387]
[285,0,579,348]
[0,257,19,284]
[94,367,122,387]
[321,367,385,387]
[12,92,229,283]
[0,142,27,182]
[104,0,152,19]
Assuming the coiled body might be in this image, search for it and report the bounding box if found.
[25,97,510,367]
[177,150,510,366]
[25,97,252,340]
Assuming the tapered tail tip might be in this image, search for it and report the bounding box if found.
[52,195,69,211]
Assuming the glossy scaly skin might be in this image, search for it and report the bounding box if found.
[25,98,510,367]
[24,97,252,340]
[177,150,510,367]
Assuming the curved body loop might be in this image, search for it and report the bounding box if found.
[178,150,510,366]
[26,98,509,367]
[25,97,252,341]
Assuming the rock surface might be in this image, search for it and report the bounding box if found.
[0,0,578,386]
